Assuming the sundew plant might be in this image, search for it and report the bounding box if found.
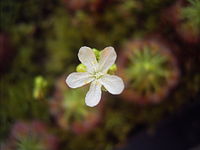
[127,47,169,94]
[181,0,200,32]
[1,0,200,149]
[50,86,102,134]
[16,135,45,150]
[126,44,171,95]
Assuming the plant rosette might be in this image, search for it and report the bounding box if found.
[3,121,59,150]
[162,0,200,44]
[49,75,103,135]
[118,39,179,104]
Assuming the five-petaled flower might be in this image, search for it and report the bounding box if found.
[66,46,124,107]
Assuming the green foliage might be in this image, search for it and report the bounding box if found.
[73,11,113,48]
[126,46,171,95]
[16,135,45,150]
[1,0,200,149]
[62,88,93,122]
[73,3,137,48]
[44,9,83,74]
[0,75,49,139]
[10,23,38,74]
[181,0,200,32]
[0,23,48,137]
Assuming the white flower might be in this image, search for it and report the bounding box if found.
[66,46,124,107]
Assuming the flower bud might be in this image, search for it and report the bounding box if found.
[76,64,87,72]
[93,48,101,61]
[108,64,117,75]
[33,76,48,100]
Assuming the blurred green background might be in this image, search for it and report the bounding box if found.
[0,0,200,150]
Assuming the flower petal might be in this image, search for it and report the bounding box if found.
[99,74,124,95]
[85,80,102,107]
[78,46,98,73]
[66,72,94,88]
[98,47,117,73]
